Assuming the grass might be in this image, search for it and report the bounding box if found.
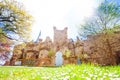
[0,64,120,80]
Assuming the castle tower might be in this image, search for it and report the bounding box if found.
[53,27,68,48]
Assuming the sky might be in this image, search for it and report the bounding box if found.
[17,0,101,41]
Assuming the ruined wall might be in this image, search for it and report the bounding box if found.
[12,28,120,66]
[53,27,68,49]
[84,32,120,65]
[11,27,84,66]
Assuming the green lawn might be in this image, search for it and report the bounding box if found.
[0,64,120,80]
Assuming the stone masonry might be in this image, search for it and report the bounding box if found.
[11,27,84,66]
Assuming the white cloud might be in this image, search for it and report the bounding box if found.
[17,0,98,41]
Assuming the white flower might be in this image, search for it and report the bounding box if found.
[62,76,70,80]
[86,77,91,80]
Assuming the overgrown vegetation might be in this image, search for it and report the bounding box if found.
[0,0,33,42]
[78,0,120,65]
[0,0,33,65]
[0,64,120,80]
[79,0,120,38]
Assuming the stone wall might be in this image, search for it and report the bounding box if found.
[11,28,120,66]
[84,32,120,65]
[11,27,83,66]
[53,27,68,49]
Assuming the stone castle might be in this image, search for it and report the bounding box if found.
[10,27,84,66]
[7,27,120,66]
